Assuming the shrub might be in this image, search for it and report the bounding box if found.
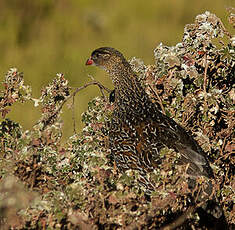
[0,11,234,229]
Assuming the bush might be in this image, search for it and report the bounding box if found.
[0,11,234,229]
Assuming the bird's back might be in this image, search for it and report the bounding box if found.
[109,75,214,179]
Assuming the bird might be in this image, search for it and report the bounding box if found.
[85,47,226,228]
[86,47,214,179]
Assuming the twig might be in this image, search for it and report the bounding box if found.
[220,136,227,158]
[203,52,208,110]
[88,75,112,94]
[214,139,234,164]
[182,103,195,126]
[36,80,111,131]
[149,85,166,115]
[217,17,232,38]
[72,95,76,134]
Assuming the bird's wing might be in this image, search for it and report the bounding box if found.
[109,117,163,172]
[148,112,214,178]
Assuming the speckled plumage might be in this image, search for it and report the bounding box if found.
[86,47,214,188]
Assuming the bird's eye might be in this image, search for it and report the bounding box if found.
[93,52,110,60]
[93,53,101,59]
[92,54,98,60]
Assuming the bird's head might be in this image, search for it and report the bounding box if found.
[86,47,130,75]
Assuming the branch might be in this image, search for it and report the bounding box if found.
[72,95,76,134]
[149,85,166,115]
[36,80,111,131]
[203,52,208,110]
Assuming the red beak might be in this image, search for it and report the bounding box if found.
[86,57,93,65]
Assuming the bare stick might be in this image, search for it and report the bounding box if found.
[72,95,76,134]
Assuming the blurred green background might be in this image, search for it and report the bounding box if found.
[0,0,233,140]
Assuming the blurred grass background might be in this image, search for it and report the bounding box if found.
[0,0,233,140]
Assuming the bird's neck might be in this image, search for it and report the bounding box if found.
[115,74,144,101]
[108,67,151,116]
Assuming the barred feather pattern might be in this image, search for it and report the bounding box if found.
[90,47,214,188]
